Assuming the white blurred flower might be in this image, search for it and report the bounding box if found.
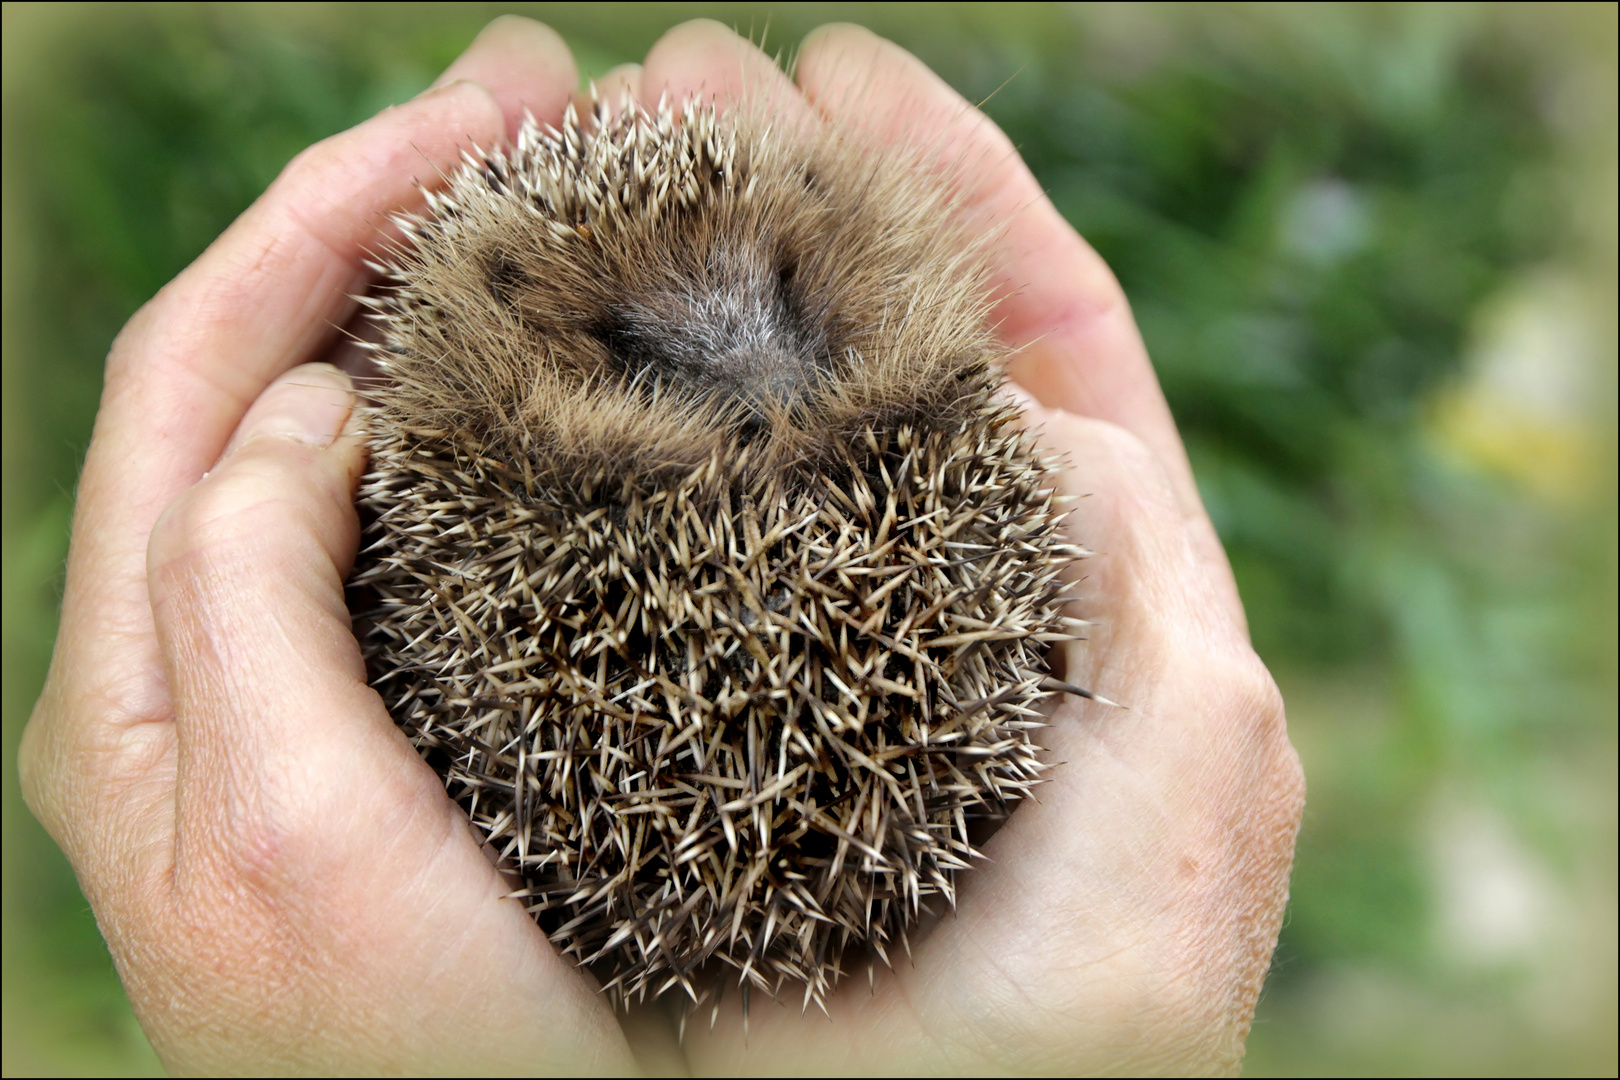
[1282,178,1373,266]
[1428,796,1557,966]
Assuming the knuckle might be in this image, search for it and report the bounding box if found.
[16,710,58,830]
[1066,416,1170,494]
[1046,414,1184,548]
[179,774,331,925]
[210,795,315,902]
[1214,646,1306,810]
[184,772,439,941]
[1229,651,1287,735]
[101,297,169,389]
[1082,414,1159,468]
[1222,649,1290,750]
[150,462,308,584]
[274,135,345,198]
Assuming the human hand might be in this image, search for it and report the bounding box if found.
[18,18,642,1076]
[19,16,1304,1077]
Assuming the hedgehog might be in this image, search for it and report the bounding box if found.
[346,92,1088,1013]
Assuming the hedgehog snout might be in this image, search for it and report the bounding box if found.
[596,256,823,411]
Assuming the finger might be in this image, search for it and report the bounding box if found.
[572,62,643,121]
[434,15,578,138]
[55,79,504,726]
[793,25,1241,618]
[640,18,814,125]
[145,364,370,860]
[1032,404,1248,665]
[217,363,360,461]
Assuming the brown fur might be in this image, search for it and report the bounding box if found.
[349,97,1084,1011]
[364,98,997,487]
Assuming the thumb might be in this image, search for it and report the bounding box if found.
[141,366,639,1072]
[163,359,365,592]
[144,362,401,873]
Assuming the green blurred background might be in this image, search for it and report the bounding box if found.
[2,2,1614,1074]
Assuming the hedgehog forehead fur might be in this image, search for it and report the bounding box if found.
[351,95,1085,1011]
[370,97,996,483]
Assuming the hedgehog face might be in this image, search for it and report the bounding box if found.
[486,202,826,415]
[351,99,1082,1009]
[589,238,826,414]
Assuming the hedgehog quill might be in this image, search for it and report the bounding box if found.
[348,95,1089,1012]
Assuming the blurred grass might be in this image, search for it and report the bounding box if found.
[3,3,1614,1075]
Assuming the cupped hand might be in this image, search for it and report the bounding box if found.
[19,16,1303,1077]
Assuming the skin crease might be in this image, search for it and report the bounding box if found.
[18,15,1305,1078]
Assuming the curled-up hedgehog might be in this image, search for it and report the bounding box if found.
[348,93,1088,1012]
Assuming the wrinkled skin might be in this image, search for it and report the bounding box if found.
[19,17,1304,1076]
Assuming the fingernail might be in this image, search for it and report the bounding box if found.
[242,364,355,450]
